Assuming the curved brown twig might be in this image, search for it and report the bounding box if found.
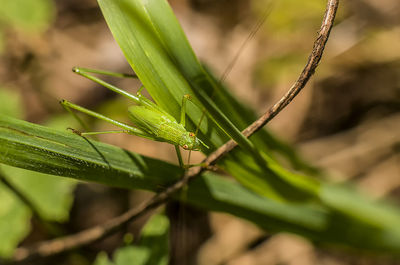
[8,0,339,263]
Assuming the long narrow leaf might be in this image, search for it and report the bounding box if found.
[0,115,322,235]
[3,116,400,253]
[0,115,180,190]
[97,0,319,201]
[140,0,269,169]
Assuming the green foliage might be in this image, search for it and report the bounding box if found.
[93,214,169,265]
[0,88,23,118]
[0,90,76,257]
[97,0,320,202]
[0,115,181,190]
[0,30,4,53]
[253,0,326,34]
[252,0,333,90]
[254,52,306,87]
[0,0,54,33]
[1,165,75,221]
[0,0,53,54]
[3,116,400,253]
[0,180,31,257]
[2,0,400,259]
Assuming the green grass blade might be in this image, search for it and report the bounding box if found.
[97,0,190,122]
[3,116,400,252]
[0,178,31,258]
[0,115,181,190]
[1,165,75,222]
[203,67,319,175]
[0,116,318,233]
[97,0,319,200]
[97,0,265,165]
[141,0,268,168]
[188,173,400,253]
[97,0,227,151]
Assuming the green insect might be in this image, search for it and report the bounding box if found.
[60,67,209,168]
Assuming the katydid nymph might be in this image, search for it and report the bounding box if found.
[60,67,209,168]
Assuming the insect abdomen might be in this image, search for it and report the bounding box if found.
[156,122,187,145]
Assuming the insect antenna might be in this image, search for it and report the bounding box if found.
[176,6,274,264]
[219,5,273,84]
[190,3,273,163]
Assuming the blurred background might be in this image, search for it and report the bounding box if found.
[0,0,399,264]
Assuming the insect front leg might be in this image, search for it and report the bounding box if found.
[72,67,141,104]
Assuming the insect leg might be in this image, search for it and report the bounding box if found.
[60,99,151,138]
[181,95,210,150]
[179,94,191,127]
[61,100,91,132]
[174,145,184,168]
[79,130,128,136]
[137,85,145,94]
[135,85,160,109]
[72,67,137,79]
[72,67,140,104]
[134,86,177,120]
[66,128,129,137]
[180,95,211,147]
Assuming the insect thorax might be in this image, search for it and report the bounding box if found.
[156,121,199,150]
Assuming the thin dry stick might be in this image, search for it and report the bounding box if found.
[9,0,339,263]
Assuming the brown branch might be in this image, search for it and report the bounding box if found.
[7,0,339,263]
[9,167,202,264]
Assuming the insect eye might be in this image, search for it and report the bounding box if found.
[189,132,195,137]
[183,144,189,149]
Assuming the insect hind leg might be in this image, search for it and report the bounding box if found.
[68,128,129,136]
[60,99,150,138]
[72,67,137,79]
